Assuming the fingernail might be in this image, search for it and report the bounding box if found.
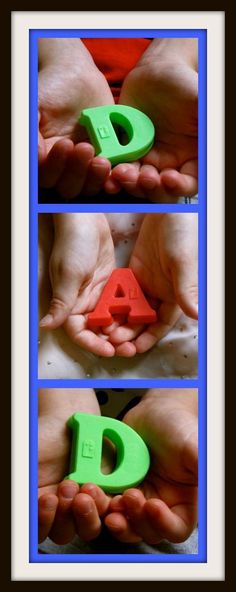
[92,158,108,166]
[60,484,77,499]
[84,485,97,500]
[114,165,130,175]
[79,498,93,515]
[39,314,53,327]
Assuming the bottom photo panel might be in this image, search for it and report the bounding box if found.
[38,387,198,557]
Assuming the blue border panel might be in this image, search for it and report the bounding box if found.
[29,31,39,560]
[38,203,199,214]
[197,28,207,562]
[31,28,204,39]
[37,379,199,389]
[30,28,207,564]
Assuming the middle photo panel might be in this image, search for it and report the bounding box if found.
[38,212,198,379]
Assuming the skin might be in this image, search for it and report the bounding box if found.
[38,389,111,544]
[38,38,198,203]
[38,39,114,199]
[105,38,198,202]
[105,389,198,545]
[39,214,117,357]
[105,213,198,356]
[38,388,198,546]
[40,213,197,357]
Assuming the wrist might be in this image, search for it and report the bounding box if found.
[53,213,81,238]
[138,38,198,71]
[38,388,100,421]
[38,38,88,70]
[53,213,103,243]
[143,389,198,416]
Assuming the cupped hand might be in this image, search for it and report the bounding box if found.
[105,53,198,202]
[38,388,111,544]
[38,39,114,199]
[105,389,198,545]
[106,213,198,355]
[39,213,118,357]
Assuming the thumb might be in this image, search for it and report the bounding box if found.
[182,428,198,485]
[39,266,82,329]
[172,259,198,320]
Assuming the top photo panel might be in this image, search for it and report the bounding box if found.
[37,36,199,205]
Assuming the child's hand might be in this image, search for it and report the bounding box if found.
[38,389,110,544]
[106,213,198,356]
[105,39,197,202]
[105,389,198,545]
[39,214,117,357]
[38,39,113,199]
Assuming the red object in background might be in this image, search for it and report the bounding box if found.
[87,268,157,328]
[82,38,151,102]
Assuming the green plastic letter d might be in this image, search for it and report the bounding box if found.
[79,105,155,165]
[65,412,150,493]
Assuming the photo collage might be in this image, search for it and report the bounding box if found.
[35,32,203,562]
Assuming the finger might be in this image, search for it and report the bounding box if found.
[108,324,144,344]
[80,483,110,516]
[38,484,58,497]
[72,493,102,541]
[182,432,198,481]
[38,131,47,167]
[121,489,161,544]
[82,157,111,196]
[40,271,82,330]
[104,512,142,543]
[49,481,79,545]
[134,302,181,353]
[38,111,47,166]
[104,175,122,194]
[115,342,137,357]
[137,165,176,203]
[38,494,58,543]
[122,488,146,513]
[160,160,198,198]
[39,138,74,188]
[144,498,197,543]
[101,315,127,335]
[138,164,161,192]
[41,240,89,329]
[111,163,141,196]
[56,143,95,199]
[112,162,140,181]
[64,315,115,357]
[101,322,121,335]
[108,495,124,513]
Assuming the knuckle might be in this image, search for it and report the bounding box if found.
[50,257,76,282]
[50,296,68,312]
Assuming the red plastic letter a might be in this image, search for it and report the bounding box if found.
[87,268,157,327]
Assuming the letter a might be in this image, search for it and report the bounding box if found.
[65,413,150,493]
[87,268,157,327]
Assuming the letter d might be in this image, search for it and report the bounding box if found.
[79,104,155,165]
[65,412,150,493]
